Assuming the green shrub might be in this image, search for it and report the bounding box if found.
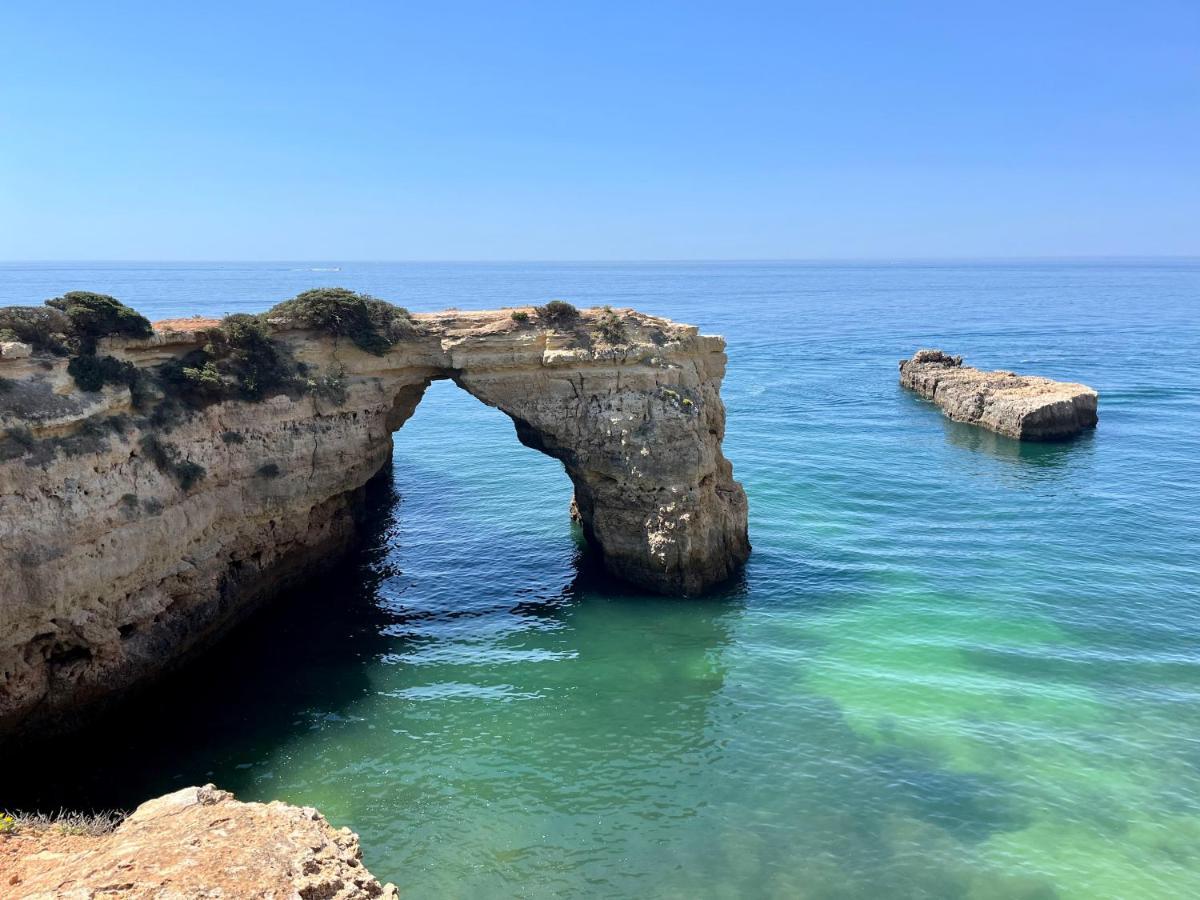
[157,313,303,406]
[256,462,281,478]
[595,306,627,344]
[67,354,141,393]
[510,310,530,323]
[535,300,578,327]
[266,288,415,355]
[221,430,245,444]
[45,292,152,352]
[0,306,73,355]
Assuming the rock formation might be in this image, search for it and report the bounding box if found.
[0,784,396,898]
[0,301,749,739]
[899,348,1098,440]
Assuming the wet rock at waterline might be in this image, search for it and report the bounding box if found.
[899,348,1098,440]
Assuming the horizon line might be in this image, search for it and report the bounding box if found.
[2,255,1199,266]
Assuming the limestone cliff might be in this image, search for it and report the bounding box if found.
[899,349,1098,440]
[0,303,749,738]
[0,784,396,898]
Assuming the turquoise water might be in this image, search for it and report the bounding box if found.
[3,261,1200,898]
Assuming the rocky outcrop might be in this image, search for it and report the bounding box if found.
[0,306,749,738]
[0,784,396,898]
[899,349,1098,440]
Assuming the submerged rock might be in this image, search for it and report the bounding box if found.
[0,304,749,739]
[899,348,1098,440]
[0,784,396,898]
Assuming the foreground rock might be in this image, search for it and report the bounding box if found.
[0,784,396,899]
[0,303,749,738]
[899,349,1098,440]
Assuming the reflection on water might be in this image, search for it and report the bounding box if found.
[942,416,1096,470]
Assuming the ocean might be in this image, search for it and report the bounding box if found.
[2,260,1199,898]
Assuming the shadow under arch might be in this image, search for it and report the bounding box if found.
[0,382,746,827]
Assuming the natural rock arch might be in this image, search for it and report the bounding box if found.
[0,306,748,738]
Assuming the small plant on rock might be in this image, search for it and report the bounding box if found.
[510,310,530,323]
[308,364,349,406]
[535,300,578,327]
[595,306,627,345]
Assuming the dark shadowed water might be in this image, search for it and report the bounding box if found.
[2,261,1199,898]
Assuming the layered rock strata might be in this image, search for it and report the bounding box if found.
[0,307,749,738]
[899,348,1098,439]
[0,784,396,898]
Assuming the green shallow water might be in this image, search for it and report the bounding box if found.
[2,261,1199,898]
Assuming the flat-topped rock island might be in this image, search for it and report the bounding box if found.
[900,349,1098,440]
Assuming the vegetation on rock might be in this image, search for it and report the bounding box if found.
[45,292,152,353]
[0,306,73,355]
[158,314,305,406]
[510,310,530,323]
[535,300,578,327]
[67,354,141,393]
[595,306,627,344]
[265,288,416,355]
[307,364,348,406]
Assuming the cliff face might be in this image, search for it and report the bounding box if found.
[0,307,749,738]
[0,784,396,898]
[899,349,1099,440]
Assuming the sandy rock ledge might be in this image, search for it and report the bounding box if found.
[0,785,397,899]
[899,348,1098,440]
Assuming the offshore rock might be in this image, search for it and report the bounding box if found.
[899,348,1098,440]
[0,307,749,738]
[0,784,397,899]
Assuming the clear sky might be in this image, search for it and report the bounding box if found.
[1,1,1196,260]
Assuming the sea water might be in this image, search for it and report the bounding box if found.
[1,261,1198,899]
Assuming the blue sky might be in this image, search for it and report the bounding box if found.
[1,1,1196,260]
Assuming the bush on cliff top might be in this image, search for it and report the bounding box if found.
[0,306,73,355]
[595,305,627,345]
[265,288,415,355]
[46,291,152,352]
[535,300,578,327]
[0,294,151,357]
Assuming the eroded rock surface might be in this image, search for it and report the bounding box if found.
[0,306,749,738]
[899,348,1098,440]
[0,784,396,899]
